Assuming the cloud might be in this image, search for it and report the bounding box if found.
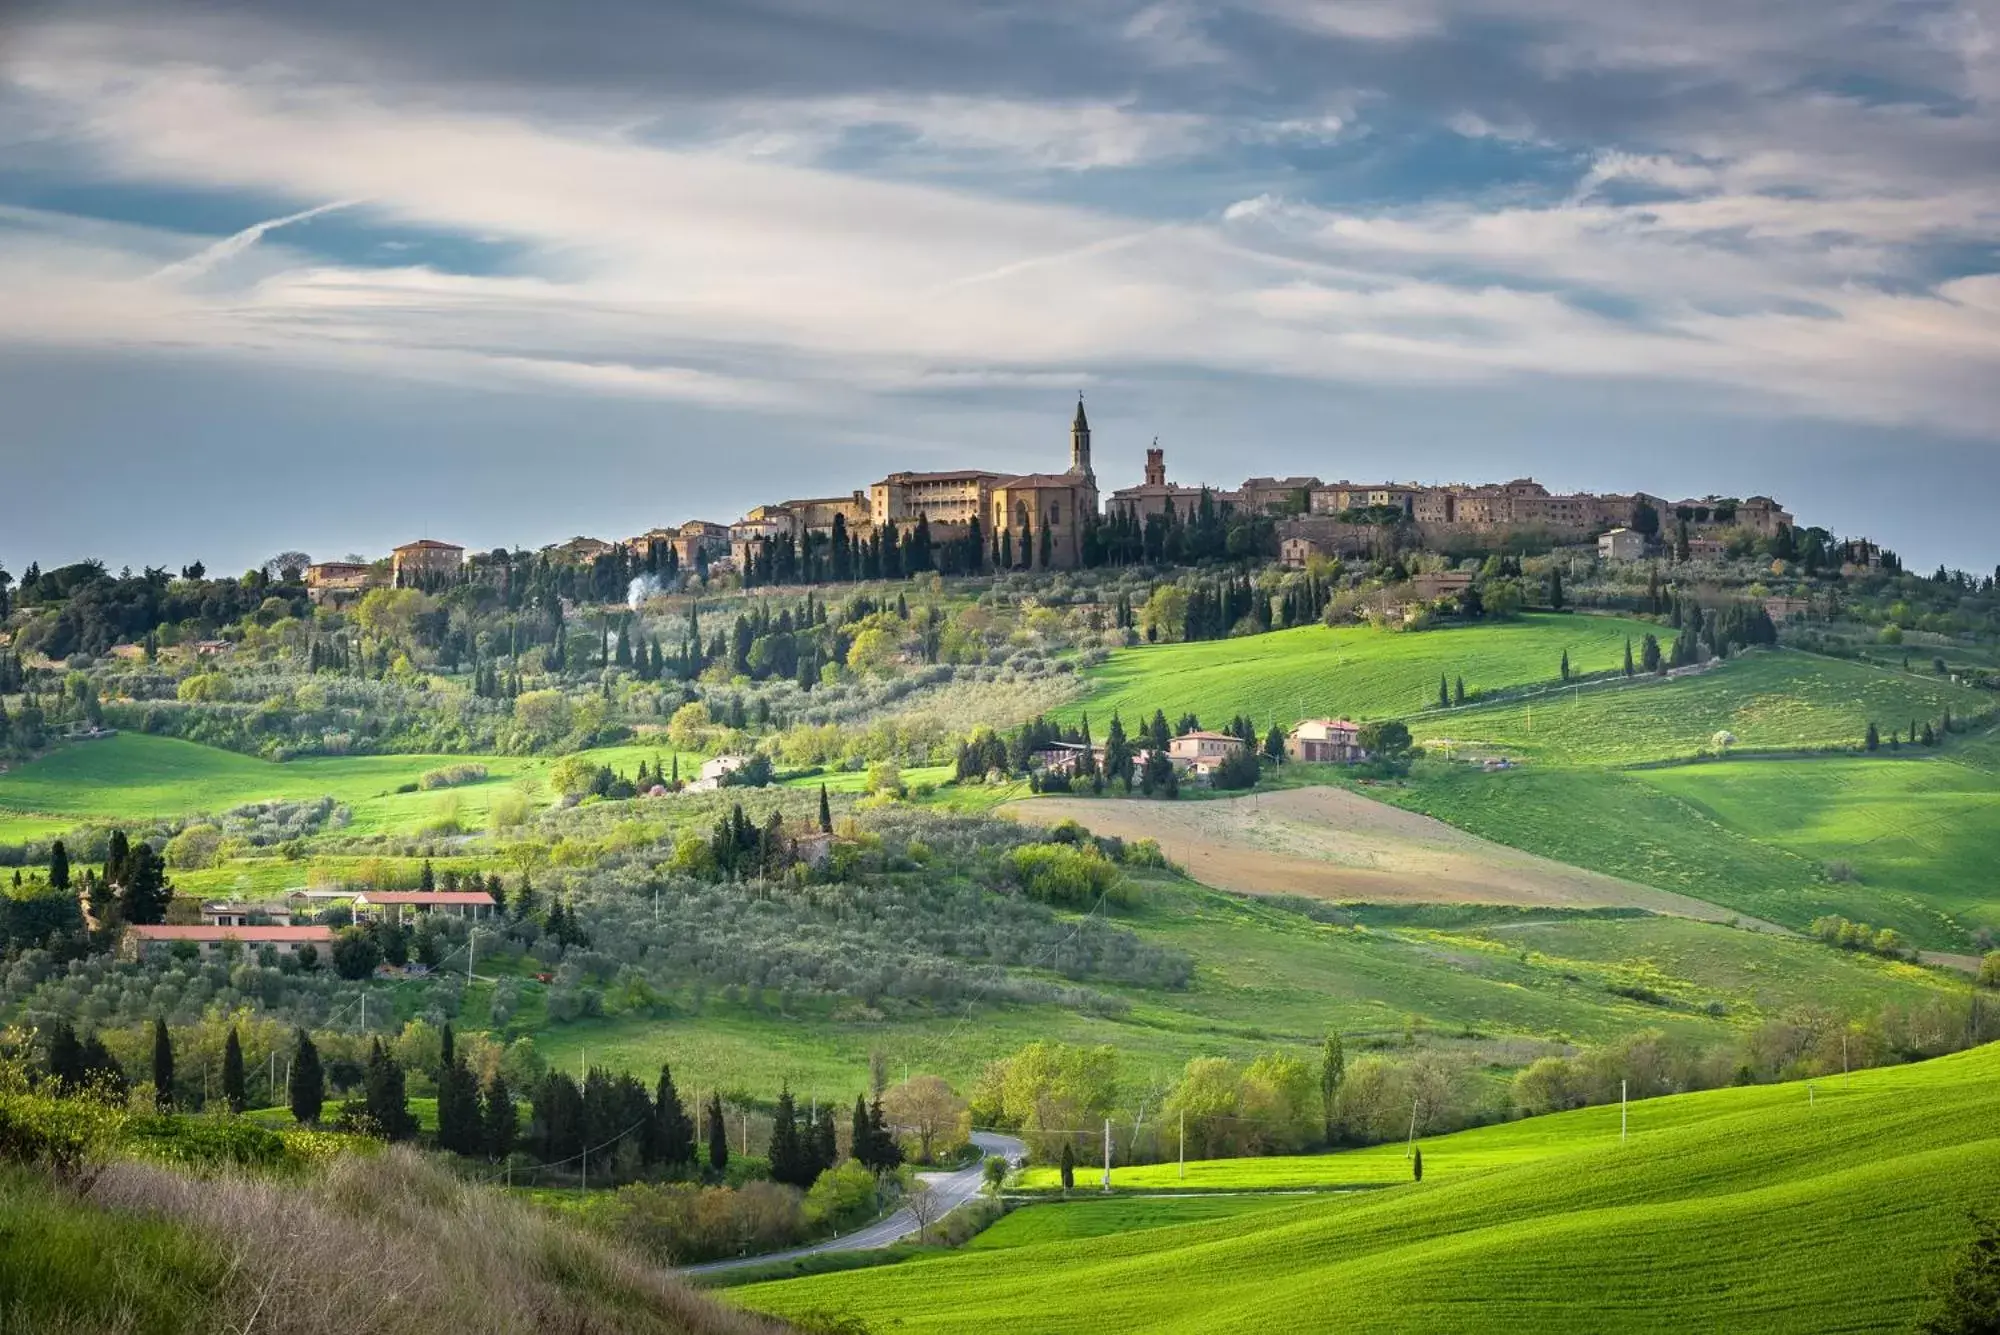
[150,198,362,281]
[0,7,1997,443]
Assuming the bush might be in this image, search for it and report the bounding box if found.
[1004,842,1129,909]
[419,763,489,790]
[121,1114,287,1170]
[164,824,224,871]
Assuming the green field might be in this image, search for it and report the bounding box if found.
[1064,613,1659,730]
[1370,749,2000,946]
[1644,753,2000,937]
[0,733,709,846]
[966,1195,1307,1248]
[731,1042,2000,1332]
[527,883,1964,1100]
[1417,650,1990,764]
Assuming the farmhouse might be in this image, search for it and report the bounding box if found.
[1287,719,1367,764]
[1278,535,1324,569]
[687,754,752,793]
[1764,595,1812,624]
[1031,741,1099,776]
[1168,731,1249,765]
[1598,527,1646,561]
[391,539,465,587]
[351,890,497,924]
[1412,571,1476,600]
[123,924,331,960]
[304,561,378,604]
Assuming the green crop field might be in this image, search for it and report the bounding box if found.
[1643,754,2000,936]
[1369,748,2000,947]
[1414,649,1989,765]
[1063,613,1658,731]
[527,883,1964,1101]
[731,1042,2000,1333]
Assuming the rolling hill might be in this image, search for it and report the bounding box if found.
[729,1041,2000,1333]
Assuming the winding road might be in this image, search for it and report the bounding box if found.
[681,1130,1026,1275]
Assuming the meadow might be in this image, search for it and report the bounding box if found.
[1372,752,2000,947]
[730,1041,2000,1333]
[1062,613,1658,730]
[1413,649,1990,764]
[0,732,707,846]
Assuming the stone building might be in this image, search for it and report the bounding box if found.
[1236,476,1323,514]
[1107,444,1235,522]
[304,561,377,605]
[390,539,464,587]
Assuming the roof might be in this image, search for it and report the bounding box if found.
[1176,730,1246,743]
[128,924,331,943]
[1295,718,1360,732]
[394,539,463,552]
[352,891,497,906]
[996,472,1090,489]
[881,469,1002,484]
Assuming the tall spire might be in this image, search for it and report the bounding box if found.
[1070,394,1092,476]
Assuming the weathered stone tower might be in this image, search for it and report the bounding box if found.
[1070,395,1093,478]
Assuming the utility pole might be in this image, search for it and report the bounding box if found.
[1102,1118,1112,1192]
[1178,1110,1185,1181]
[742,1111,749,1157]
[1621,1080,1627,1143]
[467,928,476,985]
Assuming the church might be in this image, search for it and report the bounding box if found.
[867,398,1100,570]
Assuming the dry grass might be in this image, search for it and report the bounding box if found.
[83,1149,790,1335]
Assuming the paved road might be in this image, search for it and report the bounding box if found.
[683,1130,1025,1275]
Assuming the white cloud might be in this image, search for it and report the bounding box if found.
[1,15,1998,439]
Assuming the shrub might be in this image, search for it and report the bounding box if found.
[164,824,224,871]
[1004,842,1129,908]
[419,763,489,790]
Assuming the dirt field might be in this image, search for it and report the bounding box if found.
[1004,787,1783,928]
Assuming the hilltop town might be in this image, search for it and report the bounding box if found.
[299,399,1842,602]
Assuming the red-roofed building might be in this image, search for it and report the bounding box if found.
[351,890,497,924]
[123,923,332,960]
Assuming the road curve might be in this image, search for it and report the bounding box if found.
[681,1130,1026,1275]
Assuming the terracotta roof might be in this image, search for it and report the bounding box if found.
[1176,730,1246,743]
[393,539,463,552]
[882,470,1002,484]
[354,891,496,906]
[128,925,332,943]
[996,472,1090,489]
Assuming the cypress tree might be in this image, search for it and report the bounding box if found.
[48,840,69,892]
[852,1094,874,1170]
[769,1086,806,1187]
[1319,1032,1344,1145]
[364,1039,416,1141]
[222,1026,246,1114]
[818,783,832,834]
[1413,1147,1423,1181]
[1560,649,1571,682]
[815,1105,838,1175]
[484,1072,517,1161]
[707,1091,729,1175]
[1866,721,1881,751]
[1060,1141,1075,1194]
[289,1028,324,1126]
[151,1017,175,1111]
[1624,638,1635,678]
[869,1097,902,1171]
[654,1064,696,1169]
[1438,674,1450,709]
[1454,676,1467,706]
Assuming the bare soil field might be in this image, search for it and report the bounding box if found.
[1004,786,1782,928]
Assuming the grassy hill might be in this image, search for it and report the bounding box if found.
[1414,649,1990,765]
[0,732,704,845]
[1371,750,2000,946]
[0,1141,781,1335]
[1063,613,1658,730]
[528,882,1964,1102]
[729,1042,2000,1333]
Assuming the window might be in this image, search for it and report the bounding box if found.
[1049,502,1061,527]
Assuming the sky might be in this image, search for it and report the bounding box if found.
[1,0,1997,576]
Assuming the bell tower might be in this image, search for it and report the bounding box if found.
[1070,394,1092,477]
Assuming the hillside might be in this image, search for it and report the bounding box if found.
[1061,613,1658,730]
[729,1042,2000,1333]
[1414,649,1989,765]
[0,1139,781,1335]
